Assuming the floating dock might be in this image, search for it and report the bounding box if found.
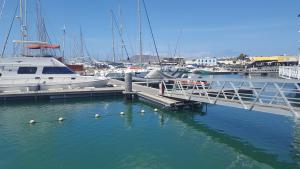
[109,79,200,109]
[0,86,124,101]
[0,78,199,110]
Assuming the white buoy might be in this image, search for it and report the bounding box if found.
[141,109,145,113]
[95,114,100,118]
[120,112,125,115]
[58,117,64,122]
[154,108,158,112]
[29,120,36,124]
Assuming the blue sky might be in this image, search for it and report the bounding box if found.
[1,0,300,60]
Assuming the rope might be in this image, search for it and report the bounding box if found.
[142,0,161,65]
[1,2,19,57]
[111,10,130,61]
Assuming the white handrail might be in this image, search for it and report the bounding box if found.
[279,66,300,80]
[161,78,300,118]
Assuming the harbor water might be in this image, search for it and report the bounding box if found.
[0,97,299,169]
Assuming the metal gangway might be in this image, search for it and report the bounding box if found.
[160,78,300,118]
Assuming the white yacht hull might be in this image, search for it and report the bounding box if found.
[40,79,108,90]
[0,56,109,93]
[0,84,38,93]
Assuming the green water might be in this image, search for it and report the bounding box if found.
[0,97,299,169]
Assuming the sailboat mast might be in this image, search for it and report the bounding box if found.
[19,0,27,55]
[19,0,23,41]
[62,25,66,59]
[80,27,84,58]
[0,0,6,22]
[24,0,27,34]
[36,0,45,55]
[138,0,142,64]
[111,10,116,63]
[119,5,124,61]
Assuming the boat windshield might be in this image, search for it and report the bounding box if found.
[42,67,75,74]
[18,67,38,74]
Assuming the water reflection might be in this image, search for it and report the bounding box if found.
[123,99,134,128]
[292,119,300,167]
[159,108,299,169]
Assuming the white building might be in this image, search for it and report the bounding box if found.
[186,57,217,66]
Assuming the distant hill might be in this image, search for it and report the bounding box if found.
[128,55,159,63]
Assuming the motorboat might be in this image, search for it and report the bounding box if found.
[0,56,108,93]
[98,65,149,80]
[192,67,232,75]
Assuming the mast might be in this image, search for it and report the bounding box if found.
[24,0,27,35]
[119,5,124,61]
[19,0,28,55]
[174,29,182,58]
[111,10,116,63]
[19,0,23,42]
[62,25,66,59]
[0,0,6,22]
[36,0,45,55]
[138,0,143,64]
[111,10,130,61]
[298,14,300,66]
[80,27,84,58]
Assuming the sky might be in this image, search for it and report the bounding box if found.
[1,0,300,60]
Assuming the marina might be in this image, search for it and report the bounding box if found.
[0,0,300,168]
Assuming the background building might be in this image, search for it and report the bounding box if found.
[186,57,217,66]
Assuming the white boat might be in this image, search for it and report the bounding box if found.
[0,57,108,93]
[192,67,232,75]
[98,66,149,80]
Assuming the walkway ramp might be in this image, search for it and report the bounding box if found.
[161,78,300,117]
